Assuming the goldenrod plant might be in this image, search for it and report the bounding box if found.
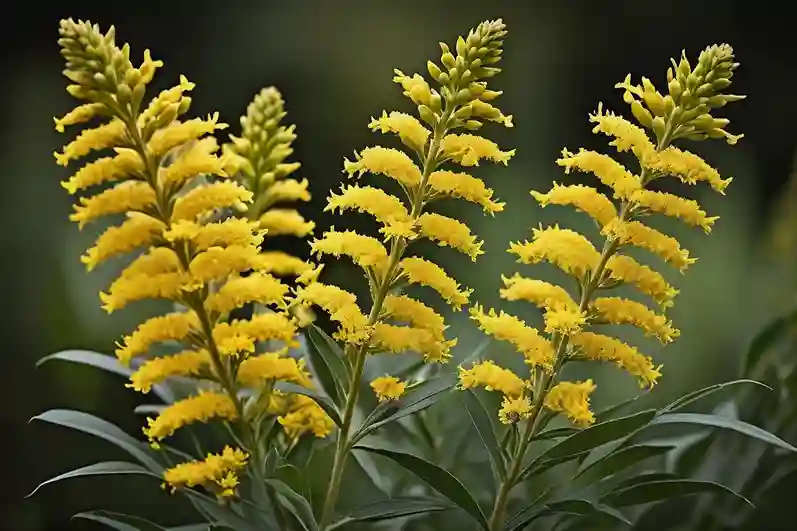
[30,15,797,531]
[292,18,513,528]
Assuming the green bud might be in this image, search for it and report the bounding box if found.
[93,72,107,86]
[440,86,452,101]
[712,78,731,90]
[124,68,142,87]
[667,67,675,84]
[427,60,443,81]
[652,116,666,139]
[456,36,467,57]
[153,102,179,130]
[439,42,450,54]
[696,83,713,97]
[464,119,483,130]
[455,88,472,104]
[631,100,654,128]
[663,95,675,116]
[690,113,714,129]
[116,84,132,105]
[470,58,483,69]
[418,105,437,127]
[467,46,479,60]
[449,68,460,84]
[438,72,450,85]
[454,105,473,120]
[668,79,682,100]
[671,106,684,124]
[686,73,699,90]
[441,52,456,69]
[131,82,146,110]
[642,90,666,117]
[469,82,487,97]
[460,69,473,84]
[429,91,443,113]
[480,89,502,101]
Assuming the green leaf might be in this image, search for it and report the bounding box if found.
[612,472,680,491]
[305,324,349,405]
[660,379,771,413]
[460,389,506,481]
[37,349,176,403]
[265,479,318,531]
[532,427,580,441]
[274,382,342,427]
[573,443,676,486]
[354,445,488,530]
[745,307,797,374]
[327,497,450,530]
[503,499,630,531]
[29,461,158,497]
[596,393,648,423]
[352,375,455,443]
[31,409,162,471]
[524,451,591,480]
[166,526,210,531]
[182,490,266,531]
[73,511,166,531]
[525,410,656,477]
[601,479,753,508]
[650,413,797,453]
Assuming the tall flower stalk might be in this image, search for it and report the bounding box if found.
[53,19,330,500]
[294,19,515,528]
[455,45,745,530]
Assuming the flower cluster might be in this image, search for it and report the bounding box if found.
[54,19,331,496]
[223,87,318,281]
[460,44,744,426]
[294,19,514,399]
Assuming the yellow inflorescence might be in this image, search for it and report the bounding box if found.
[295,19,513,365]
[460,44,744,427]
[54,19,331,496]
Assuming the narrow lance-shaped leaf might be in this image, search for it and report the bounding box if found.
[745,307,797,374]
[327,497,451,530]
[352,375,456,442]
[601,478,753,508]
[30,409,162,471]
[354,445,489,530]
[573,443,676,487]
[29,462,159,497]
[502,499,631,531]
[265,479,318,531]
[660,379,771,414]
[650,413,797,453]
[524,410,656,478]
[72,511,167,531]
[37,350,176,403]
[461,389,506,481]
[305,324,349,405]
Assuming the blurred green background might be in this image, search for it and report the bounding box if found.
[5,1,797,529]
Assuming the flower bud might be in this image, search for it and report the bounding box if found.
[427,60,443,81]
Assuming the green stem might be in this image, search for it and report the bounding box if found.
[318,107,454,529]
[486,125,678,531]
[123,115,294,525]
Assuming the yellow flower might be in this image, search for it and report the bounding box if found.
[499,395,533,424]
[458,360,527,397]
[461,43,744,429]
[370,375,407,402]
[144,391,238,445]
[55,19,312,472]
[163,446,248,498]
[545,380,596,427]
[278,395,335,439]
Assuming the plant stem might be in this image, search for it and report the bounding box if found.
[486,123,679,530]
[318,107,453,529]
[123,116,295,527]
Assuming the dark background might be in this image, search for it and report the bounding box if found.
[3,1,797,529]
